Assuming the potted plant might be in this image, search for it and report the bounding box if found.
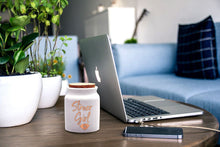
[124,9,149,44]
[33,36,72,108]
[24,0,70,108]
[0,1,41,127]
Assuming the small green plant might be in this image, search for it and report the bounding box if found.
[124,9,149,44]
[124,38,137,44]
[0,0,70,77]
[0,16,38,76]
[33,36,72,78]
[50,36,72,78]
[26,0,70,77]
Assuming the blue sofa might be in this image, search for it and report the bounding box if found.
[112,23,220,142]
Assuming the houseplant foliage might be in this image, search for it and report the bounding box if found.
[1,0,69,76]
[37,36,72,78]
[0,0,42,127]
[23,0,69,77]
[0,22,38,75]
[0,1,39,75]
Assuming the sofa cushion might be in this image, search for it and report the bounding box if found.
[112,44,177,78]
[119,74,220,103]
[176,16,218,79]
[187,90,220,125]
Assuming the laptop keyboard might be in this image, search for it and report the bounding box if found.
[123,98,169,118]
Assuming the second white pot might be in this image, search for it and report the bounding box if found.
[38,75,62,109]
[60,79,69,96]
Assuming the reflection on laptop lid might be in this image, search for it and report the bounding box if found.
[79,34,203,123]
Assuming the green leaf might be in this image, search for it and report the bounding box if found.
[66,37,72,41]
[14,50,25,65]
[60,37,64,41]
[38,13,46,22]
[58,8,63,15]
[7,26,25,32]
[10,7,16,16]
[31,2,37,9]
[63,42,67,47]
[60,0,69,8]
[15,55,29,74]
[20,4,26,14]
[41,0,47,5]
[21,32,38,50]
[45,20,50,26]
[51,15,59,24]
[5,42,22,51]
[22,33,38,44]
[15,30,21,41]
[50,51,55,56]
[31,13,37,19]
[46,7,50,13]
[0,56,9,65]
[22,41,34,52]
[9,15,30,27]
[62,49,66,54]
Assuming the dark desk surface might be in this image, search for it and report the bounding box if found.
[0,96,218,147]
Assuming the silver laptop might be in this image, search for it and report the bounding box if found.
[79,34,203,123]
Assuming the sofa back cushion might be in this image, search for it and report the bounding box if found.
[112,44,177,78]
[215,22,220,76]
[176,16,218,79]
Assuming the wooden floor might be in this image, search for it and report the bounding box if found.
[0,96,218,147]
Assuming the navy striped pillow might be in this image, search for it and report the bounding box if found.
[176,16,218,79]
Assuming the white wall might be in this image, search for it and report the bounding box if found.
[60,0,136,40]
[136,0,220,43]
[60,0,112,39]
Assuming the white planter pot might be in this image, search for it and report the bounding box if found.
[0,72,42,127]
[38,75,62,108]
[60,79,69,96]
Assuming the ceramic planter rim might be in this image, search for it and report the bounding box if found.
[0,71,41,78]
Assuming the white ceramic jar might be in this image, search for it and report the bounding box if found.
[65,83,100,133]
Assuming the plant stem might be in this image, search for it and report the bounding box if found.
[7,8,11,18]
[0,35,5,51]
[44,25,48,74]
[11,66,14,74]
[4,33,9,49]
[5,64,9,75]
[37,20,41,71]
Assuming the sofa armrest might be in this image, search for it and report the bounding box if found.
[112,43,177,78]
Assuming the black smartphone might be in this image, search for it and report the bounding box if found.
[123,126,183,139]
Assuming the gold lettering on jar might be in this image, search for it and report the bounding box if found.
[72,100,92,130]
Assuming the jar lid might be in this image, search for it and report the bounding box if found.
[69,83,96,88]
